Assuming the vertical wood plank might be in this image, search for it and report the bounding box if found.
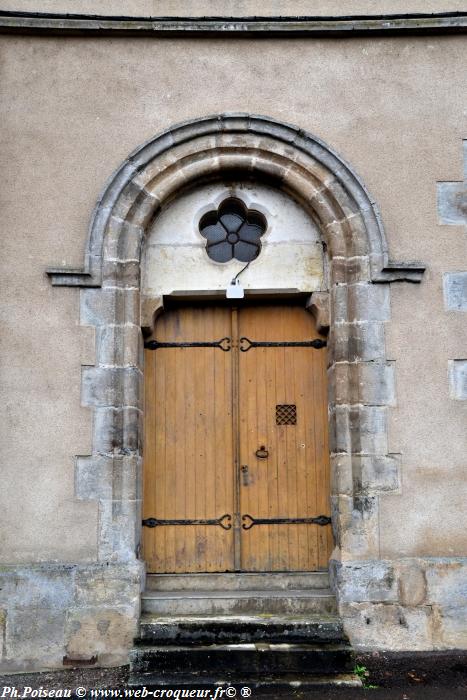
[239,304,331,572]
[143,306,234,573]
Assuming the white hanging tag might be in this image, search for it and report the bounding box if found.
[226,279,244,299]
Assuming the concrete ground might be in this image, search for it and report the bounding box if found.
[0,652,466,699]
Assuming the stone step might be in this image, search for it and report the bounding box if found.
[138,613,346,646]
[129,672,361,690]
[145,571,329,592]
[141,589,337,616]
[130,642,354,677]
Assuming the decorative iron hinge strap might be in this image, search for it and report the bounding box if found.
[144,337,231,351]
[142,514,232,530]
[240,337,326,352]
[242,514,331,530]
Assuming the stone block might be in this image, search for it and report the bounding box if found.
[331,494,379,560]
[331,361,395,406]
[96,324,142,369]
[328,405,351,454]
[306,291,330,333]
[102,260,141,288]
[347,283,390,323]
[5,607,66,666]
[79,325,96,366]
[73,564,141,609]
[396,561,427,607]
[103,216,143,262]
[81,366,142,409]
[330,494,353,548]
[130,130,175,171]
[341,602,433,651]
[358,361,396,406]
[325,220,348,258]
[329,322,386,363]
[250,116,298,144]
[444,272,467,311]
[425,560,467,607]
[0,567,74,608]
[80,288,140,327]
[345,212,376,258]
[349,405,388,455]
[75,455,113,501]
[330,256,371,285]
[324,179,360,218]
[448,360,467,399]
[112,453,142,501]
[97,161,138,214]
[433,604,467,648]
[437,181,467,226]
[98,499,142,562]
[330,284,348,323]
[334,281,393,327]
[78,453,141,502]
[92,406,142,454]
[337,560,398,603]
[110,179,153,224]
[88,206,112,257]
[144,163,191,205]
[65,606,138,666]
[353,455,401,495]
[330,454,353,496]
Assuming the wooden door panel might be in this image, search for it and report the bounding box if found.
[143,307,235,573]
[143,303,331,574]
[238,306,331,571]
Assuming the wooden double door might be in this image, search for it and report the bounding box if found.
[143,304,332,573]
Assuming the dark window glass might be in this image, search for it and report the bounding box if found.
[199,197,267,263]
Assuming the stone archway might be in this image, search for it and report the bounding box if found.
[47,113,424,612]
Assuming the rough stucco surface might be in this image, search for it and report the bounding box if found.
[1,33,466,562]
[0,1,466,16]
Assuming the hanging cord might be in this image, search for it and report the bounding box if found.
[232,261,250,283]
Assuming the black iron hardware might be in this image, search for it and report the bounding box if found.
[144,337,231,351]
[142,514,232,530]
[255,446,269,459]
[240,337,326,352]
[242,514,331,530]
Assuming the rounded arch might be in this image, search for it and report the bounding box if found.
[82,114,390,288]
[50,114,423,577]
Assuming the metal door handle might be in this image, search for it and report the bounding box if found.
[255,446,269,459]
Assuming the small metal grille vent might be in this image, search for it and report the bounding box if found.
[276,404,297,425]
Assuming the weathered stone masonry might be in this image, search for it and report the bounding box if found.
[2,115,466,671]
[438,139,467,401]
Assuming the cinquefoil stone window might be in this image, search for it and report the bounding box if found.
[199,197,266,263]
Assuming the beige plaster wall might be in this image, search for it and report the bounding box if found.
[0,33,466,563]
[0,1,466,16]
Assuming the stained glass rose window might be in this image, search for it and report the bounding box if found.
[199,197,267,263]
